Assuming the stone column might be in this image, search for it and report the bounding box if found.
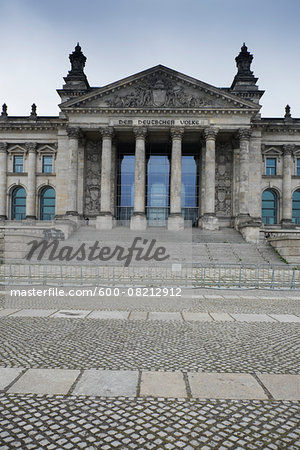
[130,127,147,230]
[238,128,252,217]
[66,127,81,215]
[281,145,295,228]
[96,127,115,230]
[168,127,184,231]
[0,142,7,220]
[25,142,37,220]
[201,127,219,230]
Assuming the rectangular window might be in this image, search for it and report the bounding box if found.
[266,157,277,176]
[42,155,53,173]
[13,155,23,173]
[297,158,300,176]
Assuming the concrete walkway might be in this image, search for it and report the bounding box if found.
[1,367,299,401]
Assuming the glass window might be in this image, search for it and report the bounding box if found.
[13,155,23,173]
[116,154,135,223]
[262,189,277,225]
[292,189,300,225]
[42,155,53,173]
[266,158,276,175]
[40,187,55,220]
[297,159,300,176]
[147,155,170,226]
[11,187,26,220]
[181,156,198,224]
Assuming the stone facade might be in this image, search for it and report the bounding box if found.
[0,43,300,240]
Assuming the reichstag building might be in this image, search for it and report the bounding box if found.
[1,43,300,242]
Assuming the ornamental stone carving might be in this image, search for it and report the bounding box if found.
[105,73,210,109]
[100,127,114,138]
[170,127,184,139]
[238,128,252,141]
[66,126,81,139]
[25,142,37,153]
[133,127,147,139]
[283,144,295,155]
[215,143,232,216]
[204,127,219,140]
[0,142,7,153]
[84,140,101,216]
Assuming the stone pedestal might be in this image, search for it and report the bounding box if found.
[199,214,219,231]
[167,213,184,231]
[239,224,261,244]
[130,212,147,230]
[281,218,296,229]
[96,213,115,230]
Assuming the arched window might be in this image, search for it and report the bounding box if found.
[292,189,300,225]
[11,187,26,220]
[40,187,55,220]
[262,189,278,225]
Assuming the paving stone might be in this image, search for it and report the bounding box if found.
[148,312,182,321]
[182,312,212,321]
[140,371,187,398]
[188,373,267,400]
[230,314,276,322]
[51,310,91,319]
[88,311,130,320]
[0,309,21,317]
[73,370,138,397]
[129,311,148,320]
[10,309,57,317]
[208,313,234,322]
[256,374,300,400]
[268,314,300,323]
[0,368,23,389]
[9,369,80,395]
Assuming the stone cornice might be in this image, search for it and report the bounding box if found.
[0,118,65,132]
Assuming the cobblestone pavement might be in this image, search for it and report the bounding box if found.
[0,318,299,373]
[0,288,299,449]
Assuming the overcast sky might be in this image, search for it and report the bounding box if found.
[1,0,299,117]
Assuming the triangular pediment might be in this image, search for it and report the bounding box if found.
[60,65,259,111]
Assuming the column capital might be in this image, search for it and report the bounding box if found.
[67,126,81,139]
[204,127,219,141]
[238,128,252,141]
[170,127,184,139]
[0,142,7,153]
[133,127,147,139]
[25,142,37,153]
[100,126,114,138]
[283,144,295,155]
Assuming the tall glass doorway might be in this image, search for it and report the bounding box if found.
[146,155,170,226]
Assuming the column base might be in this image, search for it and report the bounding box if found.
[130,212,147,231]
[167,213,184,231]
[199,214,219,231]
[0,215,7,221]
[281,219,296,229]
[96,212,115,230]
[237,215,262,244]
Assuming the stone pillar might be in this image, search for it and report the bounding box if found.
[130,127,147,230]
[0,142,7,220]
[66,127,81,216]
[168,127,184,231]
[201,127,219,230]
[25,142,37,220]
[281,145,295,228]
[96,127,115,230]
[238,128,252,217]
[237,128,261,243]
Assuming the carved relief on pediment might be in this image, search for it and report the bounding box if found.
[84,140,101,216]
[104,73,213,109]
